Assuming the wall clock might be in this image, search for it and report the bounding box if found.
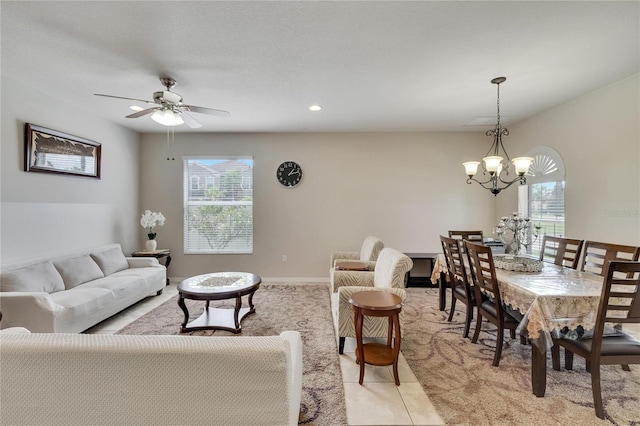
[276,161,303,187]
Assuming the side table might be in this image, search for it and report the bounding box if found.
[350,291,403,386]
[131,249,171,285]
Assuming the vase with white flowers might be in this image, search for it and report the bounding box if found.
[140,210,165,251]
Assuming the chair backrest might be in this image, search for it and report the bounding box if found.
[448,230,484,243]
[464,241,504,312]
[539,236,584,269]
[591,261,640,353]
[581,241,640,276]
[360,236,384,262]
[449,230,484,254]
[373,248,413,289]
[440,235,472,293]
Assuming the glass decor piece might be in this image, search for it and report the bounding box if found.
[495,212,539,256]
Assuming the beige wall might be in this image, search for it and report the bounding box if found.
[0,77,141,265]
[4,73,637,279]
[139,131,497,280]
[496,73,640,246]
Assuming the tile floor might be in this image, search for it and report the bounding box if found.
[86,281,640,426]
[85,281,445,425]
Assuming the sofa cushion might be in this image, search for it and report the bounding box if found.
[53,255,104,289]
[0,262,65,293]
[90,248,129,276]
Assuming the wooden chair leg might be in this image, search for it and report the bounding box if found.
[586,360,591,373]
[509,328,516,339]
[565,349,574,370]
[471,314,483,343]
[447,297,457,322]
[493,326,504,367]
[622,364,631,371]
[551,344,561,371]
[591,364,604,419]
[463,304,473,338]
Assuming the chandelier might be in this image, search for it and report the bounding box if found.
[463,77,533,196]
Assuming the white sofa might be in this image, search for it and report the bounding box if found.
[0,244,166,333]
[0,328,303,426]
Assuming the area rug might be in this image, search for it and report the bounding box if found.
[402,287,640,426]
[117,284,347,426]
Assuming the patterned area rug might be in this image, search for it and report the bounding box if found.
[402,287,640,426]
[117,284,347,426]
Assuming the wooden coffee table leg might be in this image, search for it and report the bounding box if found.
[248,290,256,314]
[233,296,243,331]
[178,295,190,330]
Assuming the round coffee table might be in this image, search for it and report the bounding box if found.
[177,272,261,334]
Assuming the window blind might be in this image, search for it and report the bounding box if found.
[183,157,253,254]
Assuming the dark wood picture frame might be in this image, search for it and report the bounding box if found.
[24,123,101,179]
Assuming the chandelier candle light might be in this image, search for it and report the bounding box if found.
[463,77,533,196]
[140,210,165,252]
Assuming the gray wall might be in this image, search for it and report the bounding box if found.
[139,131,497,280]
[1,77,141,265]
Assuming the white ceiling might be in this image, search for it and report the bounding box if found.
[1,1,638,133]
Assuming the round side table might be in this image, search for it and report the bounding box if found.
[349,290,403,386]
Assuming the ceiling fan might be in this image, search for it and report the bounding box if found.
[94,77,230,128]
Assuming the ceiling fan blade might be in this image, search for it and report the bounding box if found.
[95,93,157,105]
[180,111,202,129]
[182,104,230,117]
[126,107,159,118]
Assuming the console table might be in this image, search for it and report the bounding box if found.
[131,249,171,285]
[403,252,439,287]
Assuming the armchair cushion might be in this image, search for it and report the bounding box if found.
[331,270,375,293]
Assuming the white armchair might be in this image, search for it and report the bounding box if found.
[331,248,413,353]
[330,236,384,291]
[329,236,384,269]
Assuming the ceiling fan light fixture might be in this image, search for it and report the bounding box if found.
[151,109,184,126]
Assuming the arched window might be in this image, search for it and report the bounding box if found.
[518,146,566,255]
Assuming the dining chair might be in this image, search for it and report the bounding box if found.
[539,235,584,269]
[581,241,640,276]
[551,260,640,419]
[440,235,476,338]
[464,240,520,367]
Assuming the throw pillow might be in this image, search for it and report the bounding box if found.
[0,262,65,293]
[53,255,104,289]
[91,248,129,276]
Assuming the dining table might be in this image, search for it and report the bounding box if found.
[431,253,607,397]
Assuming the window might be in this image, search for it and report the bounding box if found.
[518,146,566,256]
[184,157,253,254]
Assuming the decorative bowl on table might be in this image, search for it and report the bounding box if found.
[493,255,544,272]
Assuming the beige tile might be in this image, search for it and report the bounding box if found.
[392,353,418,383]
[398,382,445,425]
[343,382,413,425]
[340,352,394,383]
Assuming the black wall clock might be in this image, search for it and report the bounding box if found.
[276,161,303,187]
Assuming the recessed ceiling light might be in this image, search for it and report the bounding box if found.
[129,105,144,111]
[308,104,322,111]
